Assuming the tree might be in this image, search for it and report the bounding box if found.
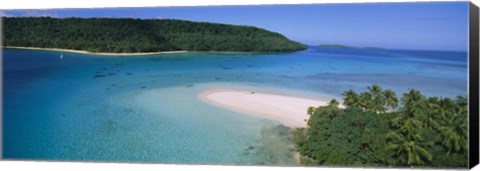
[293,85,468,168]
[342,89,359,108]
[393,89,424,136]
[421,97,440,129]
[307,106,316,116]
[328,99,339,108]
[359,92,374,112]
[299,107,389,166]
[383,89,398,111]
[454,96,467,115]
[4,17,307,53]
[436,97,455,120]
[368,84,386,113]
[401,89,425,116]
[386,130,433,166]
[368,84,383,96]
[440,114,468,155]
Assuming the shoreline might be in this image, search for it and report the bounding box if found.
[3,46,189,56]
[3,46,299,56]
[199,88,329,128]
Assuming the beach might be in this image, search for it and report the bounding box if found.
[2,46,272,56]
[199,89,330,128]
[3,46,188,56]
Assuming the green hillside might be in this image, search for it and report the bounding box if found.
[3,17,307,53]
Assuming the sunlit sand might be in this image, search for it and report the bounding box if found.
[199,89,330,128]
[4,46,187,56]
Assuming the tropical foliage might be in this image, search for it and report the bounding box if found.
[3,17,307,53]
[292,85,468,168]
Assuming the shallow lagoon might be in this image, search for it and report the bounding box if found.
[2,47,467,164]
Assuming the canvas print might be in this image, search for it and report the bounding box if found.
[1,2,471,168]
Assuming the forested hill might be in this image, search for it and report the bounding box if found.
[3,17,307,53]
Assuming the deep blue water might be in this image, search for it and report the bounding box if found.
[2,47,467,164]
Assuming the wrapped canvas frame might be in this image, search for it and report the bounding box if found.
[0,1,480,170]
[469,2,479,169]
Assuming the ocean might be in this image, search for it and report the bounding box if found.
[2,47,467,165]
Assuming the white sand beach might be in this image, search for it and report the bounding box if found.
[3,46,188,56]
[199,89,330,128]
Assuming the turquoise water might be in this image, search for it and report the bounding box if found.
[2,47,467,165]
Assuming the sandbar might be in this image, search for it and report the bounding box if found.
[199,89,330,128]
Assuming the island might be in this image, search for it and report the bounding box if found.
[364,46,386,50]
[3,17,308,53]
[318,44,355,49]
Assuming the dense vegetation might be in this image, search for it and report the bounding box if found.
[292,85,468,168]
[3,17,307,53]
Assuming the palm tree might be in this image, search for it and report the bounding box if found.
[328,99,339,108]
[368,84,383,97]
[401,89,425,115]
[454,96,468,115]
[440,114,468,155]
[368,84,386,113]
[359,92,374,112]
[392,113,423,136]
[436,97,455,120]
[307,106,316,116]
[386,131,433,166]
[306,106,317,127]
[383,89,398,112]
[392,89,425,134]
[422,97,440,129]
[342,89,359,108]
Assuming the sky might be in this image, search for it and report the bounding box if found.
[1,2,470,51]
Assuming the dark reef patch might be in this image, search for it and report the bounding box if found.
[93,74,106,78]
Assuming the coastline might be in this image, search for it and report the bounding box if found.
[3,46,188,56]
[199,88,329,128]
[3,46,304,56]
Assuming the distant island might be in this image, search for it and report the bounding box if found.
[3,17,307,53]
[364,46,386,50]
[318,44,355,49]
[319,44,386,50]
